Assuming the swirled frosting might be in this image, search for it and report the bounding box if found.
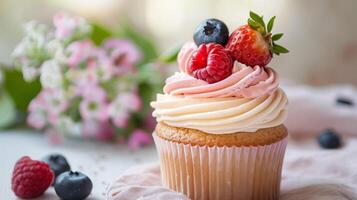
[177,42,196,73]
[164,62,278,99]
[151,41,287,134]
[151,88,287,134]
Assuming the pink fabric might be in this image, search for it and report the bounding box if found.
[106,163,188,200]
[107,84,357,199]
[283,84,357,136]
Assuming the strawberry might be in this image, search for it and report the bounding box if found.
[226,11,289,67]
[12,156,54,199]
[188,43,233,84]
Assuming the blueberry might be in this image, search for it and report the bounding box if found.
[55,171,93,200]
[193,18,229,46]
[317,129,342,149]
[336,97,354,106]
[42,153,71,181]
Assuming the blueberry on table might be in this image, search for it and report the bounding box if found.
[55,171,93,200]
[317,129,342,149]
[42,153,71,180]
[193,18,229,46]
[336,97,354,106]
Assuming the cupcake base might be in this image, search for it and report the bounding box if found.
[153,125,288,200]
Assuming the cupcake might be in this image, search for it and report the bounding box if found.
[151,12,289,200]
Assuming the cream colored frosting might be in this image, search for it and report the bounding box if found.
[151,88,288,134]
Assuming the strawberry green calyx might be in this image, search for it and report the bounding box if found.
[248,11,289,56]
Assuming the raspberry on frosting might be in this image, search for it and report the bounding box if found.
[188,43,233,84]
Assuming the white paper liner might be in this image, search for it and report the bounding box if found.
[153,133,288,200]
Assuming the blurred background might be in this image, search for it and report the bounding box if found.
[1,0,357,85]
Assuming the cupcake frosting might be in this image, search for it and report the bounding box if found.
[164,62,279,99]
[151,42,287,134]
[152,88,287,134]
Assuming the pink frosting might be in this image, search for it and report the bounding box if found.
[177,42,196,73]
[165,42,279,98]
[164,64,278,98]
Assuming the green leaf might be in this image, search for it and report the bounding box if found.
[158,44,181,64]
[100,79,115,101]
[248,19,261,30]
[0,92,16,129]
[273,44,289,54]
[89,23,113,45]
[137,62,163,118]
[65,97,81,122]
[272,33,283,41]
[249,11,265,28]
[3,68,41,112]
[137,63,163,86]
[267,16,276,33]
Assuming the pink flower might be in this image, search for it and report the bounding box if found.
[76,81,106,100]
[27,88,68,128]
[66,40,96,68]
[54,12,76,40]
[108,92,142,128]
[81,120,115,141]
[127,129,152,150]
[78,83,108,122]
[93,49,113,81]
[69,66,100,89]
[28,91,45,112]
[111,110,129,128]
[53,12,91,40]
[121,92,142,111]
[41,89,69,125]
[80,99,108,122]
[102,39,141,74]
[115,92,142,111]
[27,110,47,129]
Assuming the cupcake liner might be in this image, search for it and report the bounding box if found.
[153,133,288,200]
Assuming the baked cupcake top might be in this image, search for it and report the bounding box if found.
[151,12,289,134]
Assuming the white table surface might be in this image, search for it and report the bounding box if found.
[0,130,158,200]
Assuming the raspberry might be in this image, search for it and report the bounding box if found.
[12,156,54,199]
[188,43,233,83]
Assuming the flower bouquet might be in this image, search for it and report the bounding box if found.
[8,12,166,148]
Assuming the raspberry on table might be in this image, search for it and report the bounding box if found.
[12,156,54,199]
